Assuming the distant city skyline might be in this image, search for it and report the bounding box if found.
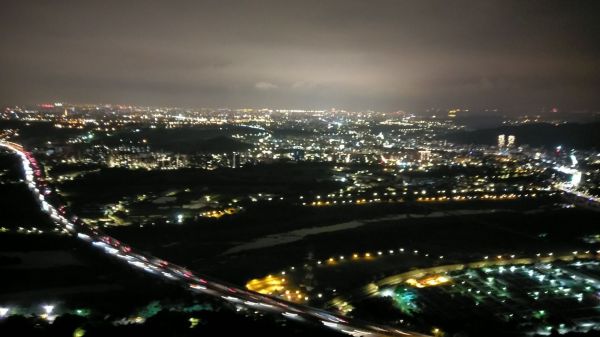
[2,3,600,337]
[1,0,600,112]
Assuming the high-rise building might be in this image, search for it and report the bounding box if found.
[507,135,515,147]
[448,109,458,118]
[419,150,431,161]
[231,152,240,168]
[497,134,506,148]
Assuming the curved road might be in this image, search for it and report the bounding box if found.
[0,141,428,337]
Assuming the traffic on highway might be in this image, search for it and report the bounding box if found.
[0,140,428,337]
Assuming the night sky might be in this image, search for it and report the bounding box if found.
[1,0,599,112]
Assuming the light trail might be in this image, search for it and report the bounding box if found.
[0,141,428,337]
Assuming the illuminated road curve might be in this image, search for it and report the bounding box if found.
[551,165,600,210]
[0,141,428,337]
[328,252,599,311]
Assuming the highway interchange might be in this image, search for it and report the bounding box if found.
[0,141,428,337]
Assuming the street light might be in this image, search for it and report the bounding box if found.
[43,305,55,315]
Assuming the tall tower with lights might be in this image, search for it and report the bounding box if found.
[497,134,506,148]
[507,135,515,148]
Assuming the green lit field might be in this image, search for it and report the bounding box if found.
[352,259,600,337]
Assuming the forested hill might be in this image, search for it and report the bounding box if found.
[443,122,600,149]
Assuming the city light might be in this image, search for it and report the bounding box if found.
[1,2,599,336]
[43,305,55,315]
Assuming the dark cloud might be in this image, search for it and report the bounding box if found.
[1,0,599,112]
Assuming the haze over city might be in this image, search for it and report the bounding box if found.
[2,0,600,112]
[1,1,600,337]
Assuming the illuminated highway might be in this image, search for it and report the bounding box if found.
[553,164,600,208]
[0,141,429,337]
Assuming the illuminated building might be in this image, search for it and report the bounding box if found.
[418,150,431,162]
[497,134,506,148]
[507,135,515,148]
